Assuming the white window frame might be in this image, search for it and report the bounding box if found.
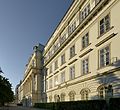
[70,45,75,59]
[82,33,89,49]
[69,65,75,80]
[100,14,110,35]
[82,57,89,74]
[61,71,65,83]
[99,45,110,68]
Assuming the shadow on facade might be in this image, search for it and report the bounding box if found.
[91,59,120,100]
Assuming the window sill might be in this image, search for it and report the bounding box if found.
[97,26,114,39]
[80,43,91,52]
[69,54,77,60]
[81,72,91,76]
[61,62,66,66]
[97,64,111,70]
[79,48,93,58]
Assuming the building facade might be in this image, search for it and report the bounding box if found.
[44,0,120,102]
[18,44,44,106]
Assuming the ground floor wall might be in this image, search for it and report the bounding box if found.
[46,70,120,102]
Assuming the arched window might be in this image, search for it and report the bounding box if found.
[54,94,58,102]
[60,93,65,101]
[69,91,76,101]
[97,85,113,99]
[49,95,52,102]
[98,85,105,99]
[80,88,90,100]
[54,94,60,102]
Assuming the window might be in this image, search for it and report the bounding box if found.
[68,21,76,35]
[49,95,52,102]
[98,86,104,99]
[82,58,89,74]
[49,65,52,74]
[69,91,76,101]
[99,45,110,68]
[100,14,110,35]
[69,65,75,80]
[98,85,113,99]
[70,45,75,58]
[60,93,65,101]
[54,60,58,70]
[80,89,90,100]
[82,33,89,49]
[49,79,53,89]
[61,71,65,83]
[54,95,60,102]
[61,54,65,65]
[81,4,90,21]
[60,33,66,45]
[95,0,101,5]
[34,75,37,91]
[54,75,58,86]
[46,81,48,90]
[32,60,36,67]
[53,42,59,52]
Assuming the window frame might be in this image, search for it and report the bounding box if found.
[69,65,75,80]
[54,75,59,86]
[54,60,58,70]
[99,14,111,36]
[82,32,89,49]
[81,57,89,75]
[70,44,75,59]
[99,44,111,68]
[61,53,66,65]
[61,71,65,83]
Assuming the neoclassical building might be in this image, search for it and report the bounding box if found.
[43,0,120,102]
[17,0,120,105]
[18,44,44,106]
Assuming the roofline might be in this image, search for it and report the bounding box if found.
[44,0,75,47]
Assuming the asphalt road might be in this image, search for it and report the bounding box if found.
[0,106,48,110]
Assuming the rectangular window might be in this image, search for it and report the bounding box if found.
[60,33,66,45]
[49,65,52,74]
[69,65,75,80]
[82,33,89,49]
[99,45,110,68]
[61,54,65,65]
[81,4,90,21]
[49,79,53,89]
[70,45,75,58]
[54,60,58,70]
[68,21,76,35]
[54,75,58,86]
[46,81,48,90]
[61,71,65,83]
[100,14,110,35]
[82,58,89,74]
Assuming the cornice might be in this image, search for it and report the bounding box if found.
[44,0,110,66]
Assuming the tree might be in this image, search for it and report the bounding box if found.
[0,75,14,106]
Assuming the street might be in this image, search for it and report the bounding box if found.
[0,106,48,110]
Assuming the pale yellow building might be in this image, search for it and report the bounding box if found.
[18,44,44,106]
[44,0,120,102]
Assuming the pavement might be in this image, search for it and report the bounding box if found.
[0,106,48,110]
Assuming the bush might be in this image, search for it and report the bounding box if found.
[34,100,106,110]
[109,98,120,110]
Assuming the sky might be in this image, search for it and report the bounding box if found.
[0,0,73,92]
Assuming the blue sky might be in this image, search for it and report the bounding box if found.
[0,0,73,91]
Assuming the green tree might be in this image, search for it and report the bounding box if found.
[0,75,14,106]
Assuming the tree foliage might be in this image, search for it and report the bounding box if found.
[0,75,14,105]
